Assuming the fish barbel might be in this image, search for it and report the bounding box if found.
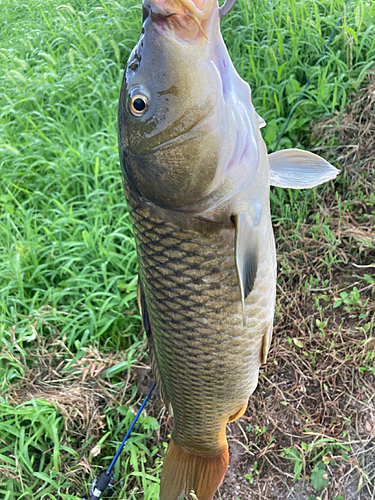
[118,0,338,498]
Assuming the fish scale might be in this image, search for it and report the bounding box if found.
[124,179,276,457]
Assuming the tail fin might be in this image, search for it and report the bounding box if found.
[160,438,229,500]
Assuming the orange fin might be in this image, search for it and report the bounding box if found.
[160,438,229,500]
[228,400,248,423]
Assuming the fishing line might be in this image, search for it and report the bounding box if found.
[272,0,352,152]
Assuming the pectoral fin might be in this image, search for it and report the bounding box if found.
[269,149,339,189]
[233,209,260,326]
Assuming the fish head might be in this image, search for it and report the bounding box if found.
[119,0,231,209]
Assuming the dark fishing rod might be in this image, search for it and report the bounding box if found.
[83,381,157,500]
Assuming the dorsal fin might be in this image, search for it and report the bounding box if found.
[137,277,151,337]
[269,148,339,189]
[233,206,261,326]
[137,277,172,414]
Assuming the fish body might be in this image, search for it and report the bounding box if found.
[118,1,338,498]
[123,170,275,446]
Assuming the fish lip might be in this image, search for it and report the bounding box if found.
[143,0,218,41]
[145,0,214,17]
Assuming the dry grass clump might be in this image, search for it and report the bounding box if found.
[5,332,149,458]
[2,334,156,495]
[311,68,375,173]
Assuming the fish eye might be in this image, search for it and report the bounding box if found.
[129,93,148,117]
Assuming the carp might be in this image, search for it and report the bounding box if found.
[118,0,338,498]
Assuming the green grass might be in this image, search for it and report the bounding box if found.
[0,0,374,498]
[225,0,375,147]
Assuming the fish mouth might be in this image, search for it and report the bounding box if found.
[143,0,218,41]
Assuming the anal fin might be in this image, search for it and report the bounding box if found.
[228,401,248,423]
